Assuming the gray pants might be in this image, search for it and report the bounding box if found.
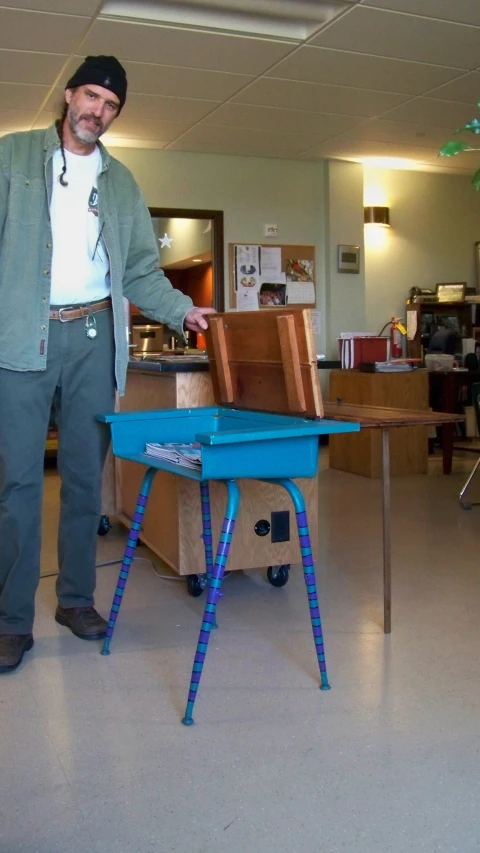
[0,307,115,634]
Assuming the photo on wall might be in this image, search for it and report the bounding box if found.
[258,282,287,307]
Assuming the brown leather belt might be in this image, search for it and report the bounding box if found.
[49,298,112,322]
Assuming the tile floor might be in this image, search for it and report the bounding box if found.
[1,451,480,853]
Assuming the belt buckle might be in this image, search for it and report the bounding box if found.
[58,306,74,322]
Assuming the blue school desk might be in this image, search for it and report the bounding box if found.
[97,310,360,724]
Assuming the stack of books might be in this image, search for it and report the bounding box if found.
[145,442,202,470]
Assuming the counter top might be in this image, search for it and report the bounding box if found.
[128,356,209,373]
[128,357,341,374]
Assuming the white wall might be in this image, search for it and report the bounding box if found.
[364,166,480,335]
[110,145,480,360]
[325,160,365,356]
[110,146,328,349]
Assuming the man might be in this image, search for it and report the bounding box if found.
[0,55,215,673]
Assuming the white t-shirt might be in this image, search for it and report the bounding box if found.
[49,146,111,305]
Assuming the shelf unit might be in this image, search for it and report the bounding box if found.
[406,300,480,359]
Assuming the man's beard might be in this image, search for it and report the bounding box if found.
[67,104,106,144]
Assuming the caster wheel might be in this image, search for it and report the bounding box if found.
[97,515,111,536]
[186,574,205,597]
[267,564,290,588]
[460,502,472,510]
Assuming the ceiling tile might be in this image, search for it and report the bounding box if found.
[167,123,323,156]
[299,136,440,162]
[340,118,458,148]
[0,50,68,85]
[1,0,478,169]
[122,61,253,101]
[168,139,282,157]
[104,117,191,141]
[427,72,480,105]
[203,102,363,137]
[0,109,37,132]
[117,93,219,123]
[310,6,480,70]
[0,82,50,110]
[32,112,54,129]
[80,19,297,75]
[0,8,90,53]
[106,137,169,150]
[0,0,99,11]
[364,0,480,27]
[232,77,408,117]
[381,97,480,128]
[41,86,67,114]
[266,45,464,95]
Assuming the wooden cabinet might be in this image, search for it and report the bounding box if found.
[328,369,429,478]
[111,366,318,575]
[406,300,479,359]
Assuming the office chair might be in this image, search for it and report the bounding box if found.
[459,382,480,509]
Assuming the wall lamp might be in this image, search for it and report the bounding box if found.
[364,206,390,227]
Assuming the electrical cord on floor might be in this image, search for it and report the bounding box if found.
[41,556,231,584]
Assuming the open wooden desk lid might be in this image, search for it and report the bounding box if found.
[205,309,324,419]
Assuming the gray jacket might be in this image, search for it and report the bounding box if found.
[0,123,193,394]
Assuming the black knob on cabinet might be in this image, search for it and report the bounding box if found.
[254,519,271,537]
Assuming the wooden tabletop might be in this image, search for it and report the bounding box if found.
[323,401,464,428]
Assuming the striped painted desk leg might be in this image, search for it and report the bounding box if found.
[199,481,217,628]
[101,467,157,656]
[266,478,330,691]
[182,479,240,726]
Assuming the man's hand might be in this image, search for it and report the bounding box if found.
[184,306,216,332]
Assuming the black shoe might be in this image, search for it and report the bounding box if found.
[0,634,34,673]
[55,605,107,640]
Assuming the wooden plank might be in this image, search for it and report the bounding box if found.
[206,309,323,418]
[277,314,306,412]
[303,308,324,418]
[328,371,430,478]
[209,316,233,403]
[324,401,464,426]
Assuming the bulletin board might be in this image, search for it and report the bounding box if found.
[229,243,316,310]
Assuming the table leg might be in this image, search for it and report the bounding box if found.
[199,482,217,627]
[442,423,454,475]
[101,466,157,656]
[199,482,214,577]
[381,429,391,635]
[182,479,240,726]
[265,478,330,691]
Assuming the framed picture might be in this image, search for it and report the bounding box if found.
[436,282,466,302]
[337,244,360,274]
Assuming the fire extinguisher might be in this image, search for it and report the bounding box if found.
[378,317,407,359]
[390,318,403,358]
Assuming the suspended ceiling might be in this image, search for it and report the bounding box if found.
[1,0,480,175]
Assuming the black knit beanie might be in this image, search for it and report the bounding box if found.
[66,55,127,112]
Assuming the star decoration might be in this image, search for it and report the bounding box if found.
[159,233,173,248]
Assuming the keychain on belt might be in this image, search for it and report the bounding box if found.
[85,311,97,340]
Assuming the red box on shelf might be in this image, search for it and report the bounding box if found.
[338,336,389,369]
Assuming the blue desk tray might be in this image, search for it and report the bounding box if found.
[98,406,360,481]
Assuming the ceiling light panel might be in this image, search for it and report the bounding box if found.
[101,0,357,39]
